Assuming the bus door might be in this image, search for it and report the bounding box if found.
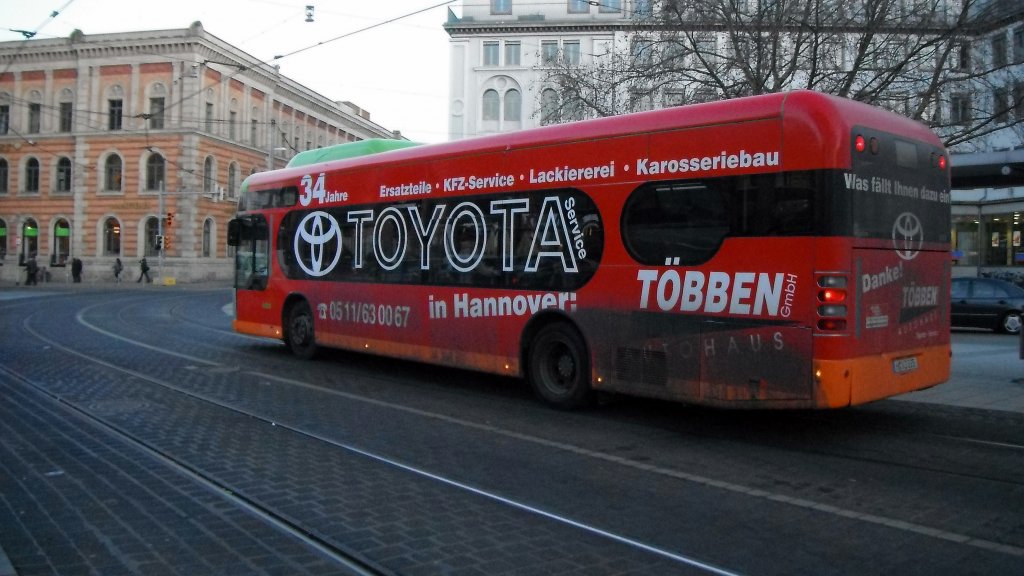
[227,214,270,291]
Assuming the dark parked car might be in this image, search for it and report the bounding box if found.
[950,277,1024,334]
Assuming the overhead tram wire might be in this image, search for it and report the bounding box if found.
[269,0,459,62]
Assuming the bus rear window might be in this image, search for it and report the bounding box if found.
[894,140,918,169]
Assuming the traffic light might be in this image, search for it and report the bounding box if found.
[154,235,164,251]
[166,212,174,227]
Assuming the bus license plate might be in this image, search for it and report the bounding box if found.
[892,357,918,374]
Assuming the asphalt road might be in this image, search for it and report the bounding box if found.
[0,286,1021,575]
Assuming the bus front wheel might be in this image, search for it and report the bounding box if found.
[527,323,593,409]
[286,300,318,359]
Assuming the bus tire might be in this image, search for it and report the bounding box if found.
[285,299,318,359]
[527,323,593,409]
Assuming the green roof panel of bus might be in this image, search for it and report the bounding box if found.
[285,139,421,168]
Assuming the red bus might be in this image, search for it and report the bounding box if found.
[228,90,951,409]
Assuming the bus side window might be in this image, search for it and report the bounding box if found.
[622,181,729,266]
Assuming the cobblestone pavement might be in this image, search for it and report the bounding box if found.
[1,286,1022,575]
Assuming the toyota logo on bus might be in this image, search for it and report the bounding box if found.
[295,211,342,277]
[892,212,923,261]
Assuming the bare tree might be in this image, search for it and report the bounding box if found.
[539,0,1022,150]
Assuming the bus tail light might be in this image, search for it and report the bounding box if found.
[816,274,849,332]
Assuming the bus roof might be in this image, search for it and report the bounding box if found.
[285,139,422,168]
[246,90,943,189]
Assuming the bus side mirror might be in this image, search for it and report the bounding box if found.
[227,219,241,247]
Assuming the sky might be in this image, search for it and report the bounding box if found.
[0,0,458,143]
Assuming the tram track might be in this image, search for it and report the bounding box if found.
[17,297,742,575]
[107,291,1024,488]
[19,291,1024,563]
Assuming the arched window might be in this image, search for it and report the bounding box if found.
[56,157,72,193]
[103,217,121,256]
[228,163,239,199]
[203,156,215,193]
[104,155,122,191]
[482,89,500,122]
[504,89,521,122]
[25,157,40,193]
[53,219,70,266]
[202,218,214,258]
[21,218,38,262]
[541,89,560,125]
[0,217,7,259]
[146,152,165,191]
[144,216,160,257]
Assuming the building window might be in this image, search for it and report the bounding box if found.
[28,103,41,133]
[950,94,971,125]
[203,218,213,258]
[632,37,654,67]
[0,217,6,259]
[108,99,123,130]
[504,89,521,122]
[1015,27,1024,63]
[0,159,7,194]
[104,155,123,192]
[25,158,40,193]
[146,153,166,191]
[542,41,559,65]
[1015,82,1024,121]
[205,102,214,132]
[541,88,560,125]
[994,87,1010,124]
[600,0,622,12]
[483,41,499,65]
[569,0,589,13]
[953,40,970,71]
[203,156,215,193]
[992,35,1007,68]
[53,219,70,266]
[56,157,72,193]
[251,119,258,145]
[505,41,521,66]
[491,0,511,15]
[482,89,500,122]
[0,105,8,134]
[21,219,38,262]
[59,102,73,132]
[634,0,653,20]
[229,110,238,140]
[149,97,165,129]
[144,216,160,257]
[563,40,581,65]
[228,163,239,199]
[103,217,121,256]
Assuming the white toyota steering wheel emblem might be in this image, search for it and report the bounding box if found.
[295,211,342,277]
[892,212,923,261]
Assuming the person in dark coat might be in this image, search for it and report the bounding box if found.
[113,258,123,283]
[71,258,83,283]
[137,257,151,283]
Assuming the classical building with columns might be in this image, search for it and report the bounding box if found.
[0,22,401,284]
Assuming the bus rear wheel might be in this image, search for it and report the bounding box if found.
[286,300,318,359]
[527,323,593,409]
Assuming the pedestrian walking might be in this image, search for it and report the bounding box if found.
[25,254,38,286]
[72,258,83,283]
[137,257,151,283]
[113,258,123,283]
